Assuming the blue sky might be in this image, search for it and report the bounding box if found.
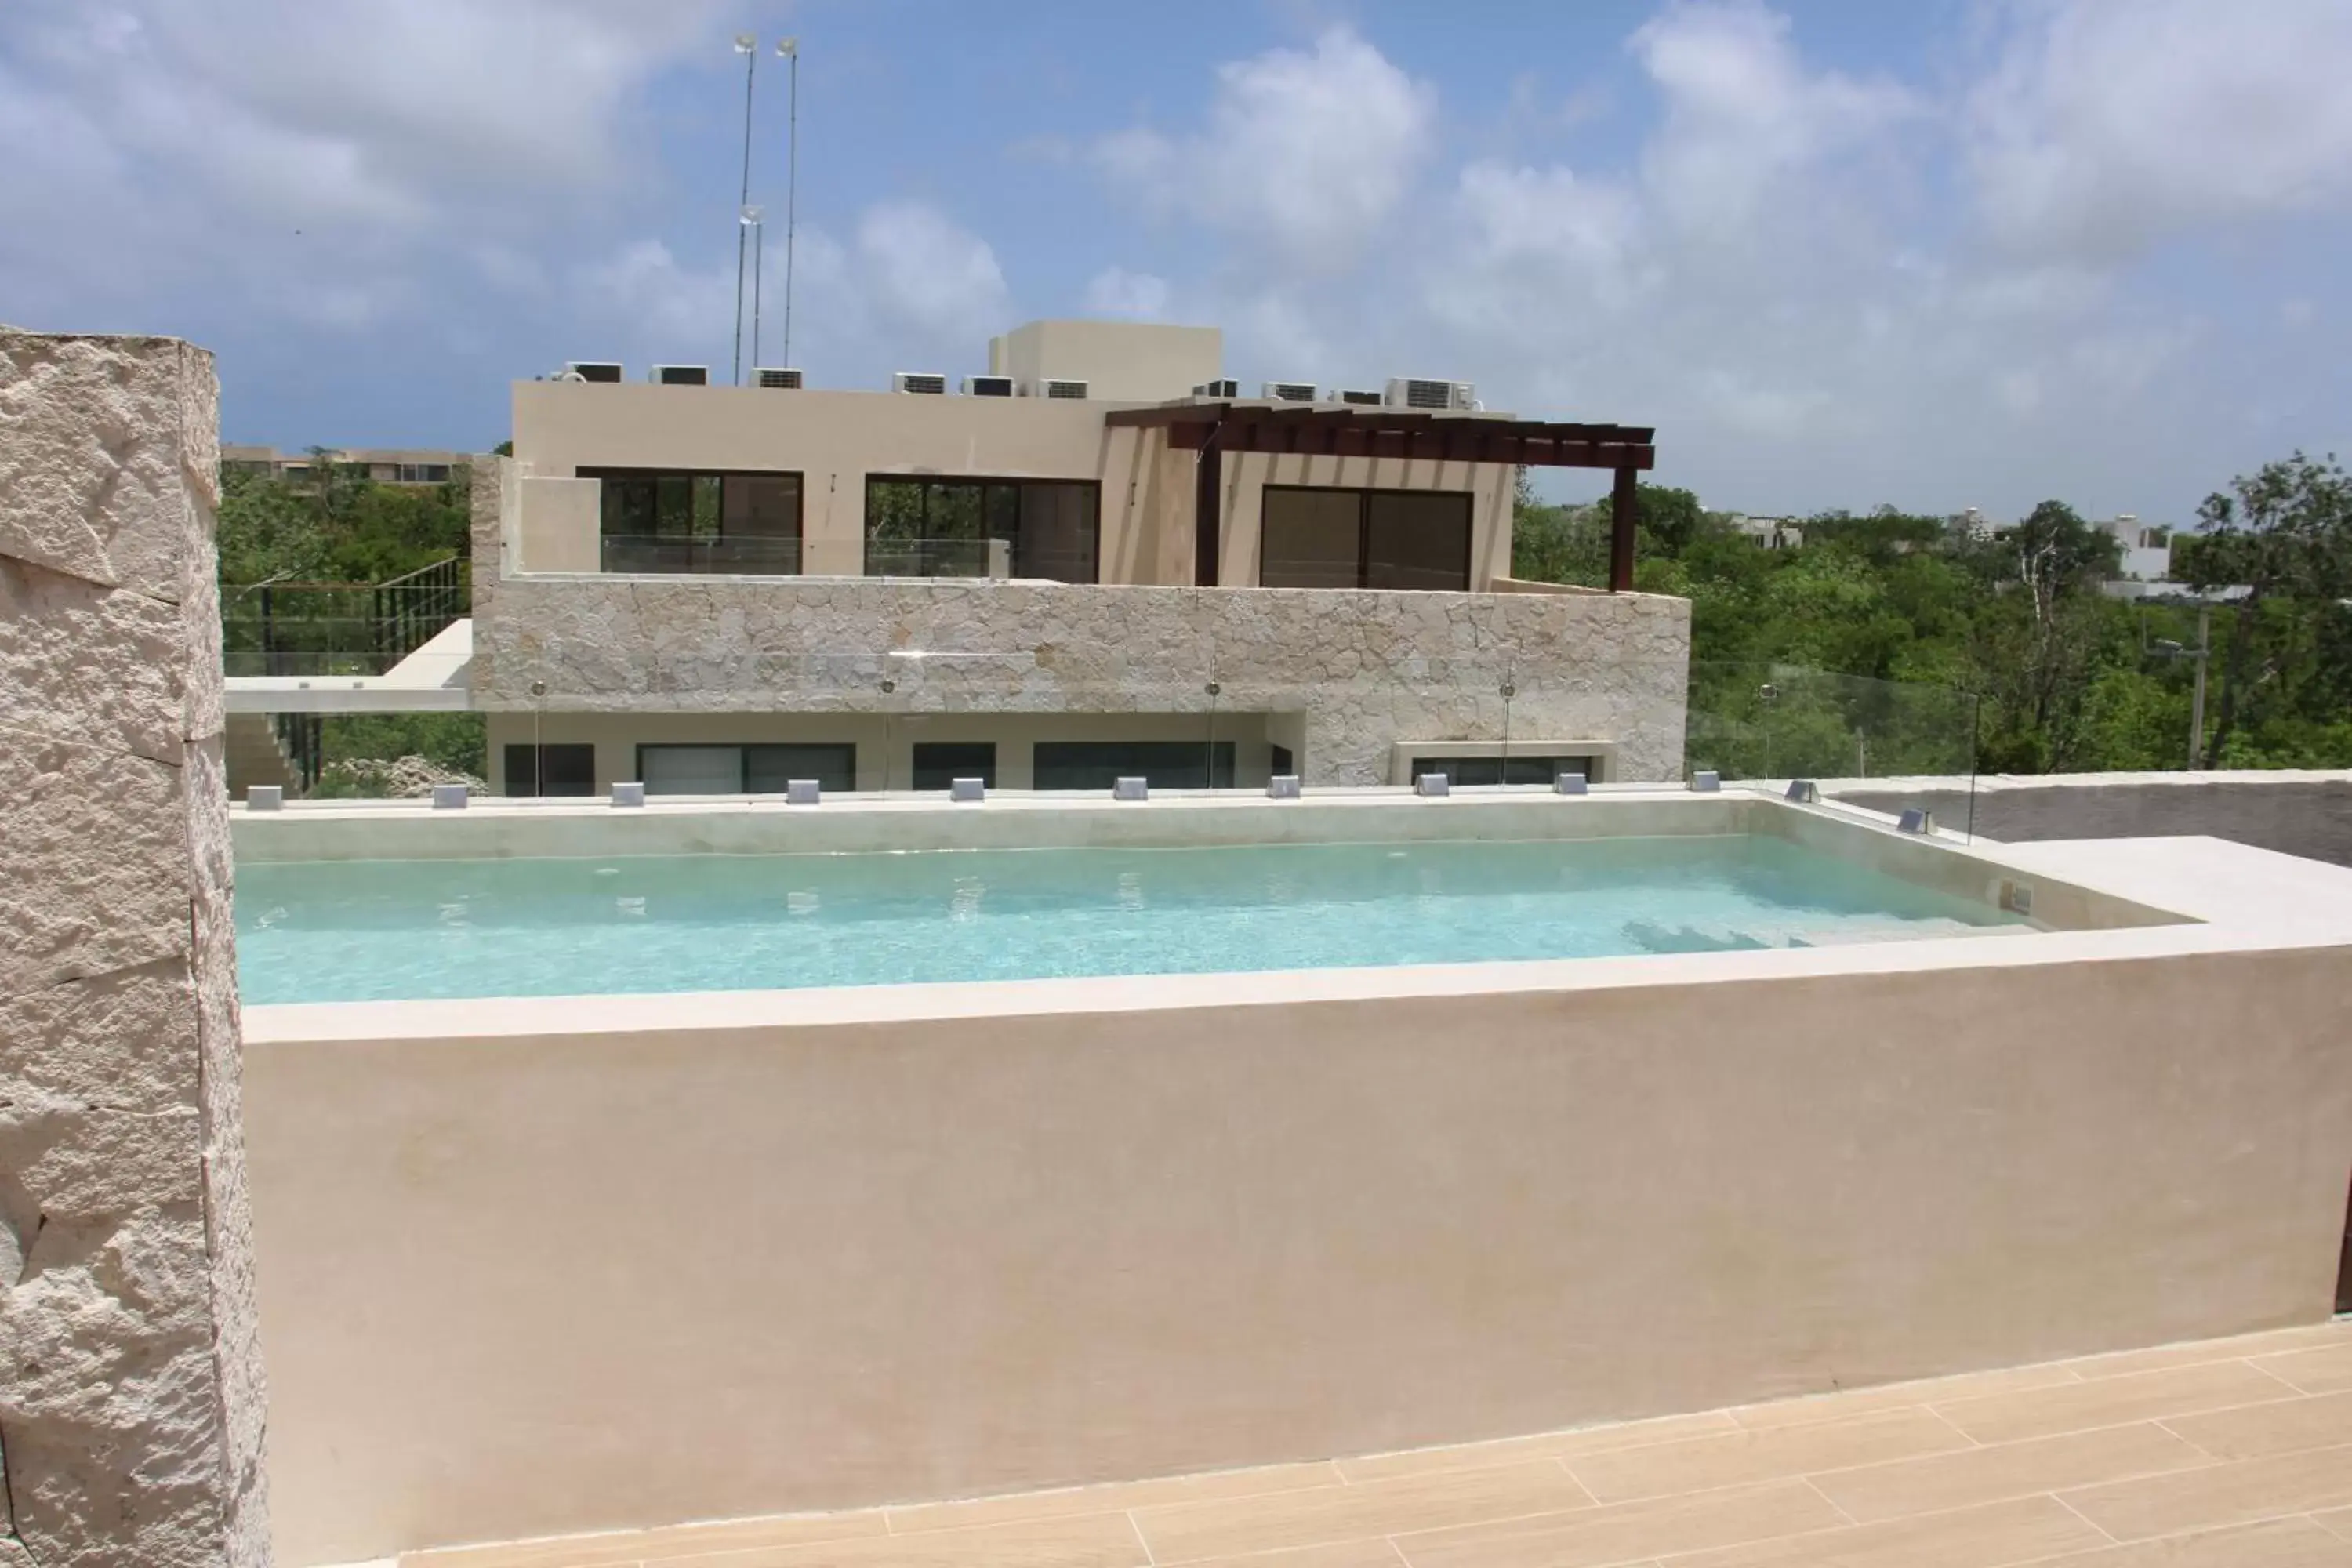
[4,0,2348,521]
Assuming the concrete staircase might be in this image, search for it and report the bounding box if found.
[224,710,302,800]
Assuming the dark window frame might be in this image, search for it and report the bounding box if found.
[633,742,858,795]
[862,474,1102,584]
[1259,484,1475,592]
[579,465,806,575]
[1409,753,1595,788]
[1033,740,1236,792]
[911,742,999,791]
[503,742,597,797]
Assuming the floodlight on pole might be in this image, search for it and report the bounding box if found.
[730,34,758,386]
[777,38,800,372]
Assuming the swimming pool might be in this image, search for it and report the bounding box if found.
[233,832,2032,1004]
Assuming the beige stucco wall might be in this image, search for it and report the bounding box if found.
[508,383,1516,589]
[512,475,598,573]
[1829,771,2352,869]
[244,928,2352,1563]
[986,319,1222,401]
[470,569,1693,785]
[0,331,271,1564]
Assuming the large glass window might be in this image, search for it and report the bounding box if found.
[863,477,1098,583]
[637,742,855,794]
[581,467,803,575]
[1410,754,1595,787]
[503,742,596,797]
[911,742,997,791]
[1261,486,1472,591]
[1033,741,1236,791]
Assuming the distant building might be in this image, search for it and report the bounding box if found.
[2101,513,2173,583]
[220,445,467,485]
[1727,514,1802,549]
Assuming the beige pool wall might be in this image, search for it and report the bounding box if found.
[236,800,2352,1565]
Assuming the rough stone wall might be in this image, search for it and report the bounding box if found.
[472,572,1693,783]
[0,332,270,1565]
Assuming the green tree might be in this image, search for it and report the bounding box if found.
[2178,452,2352,765]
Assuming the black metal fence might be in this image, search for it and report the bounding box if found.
[221,556,469,677]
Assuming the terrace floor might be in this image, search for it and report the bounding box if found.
[402,1319,2352,1568]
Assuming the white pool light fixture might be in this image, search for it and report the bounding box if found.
[1113,776,1149,801]
[612,782,646,808]
[1690,771,1721,793]
[431,784,468,810]
[1267,775,1301,799]
[245,785,283,811]
[950,777,985,803]
[1416,772,1450,797]
[1555,771,1588,795]
[786,779,821,805]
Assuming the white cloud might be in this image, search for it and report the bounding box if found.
[1094,27,1436,269]
[0,0,722,330]
[1632,0,1918,235]
[1082,268,1171,321]
[575,204,1009,384]
[1967,0,2352,262]
[854,203,1011,343]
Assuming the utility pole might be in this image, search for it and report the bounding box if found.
[2189,602,2210,770]
[730,35,757,385]
[779,38,800,370]
[2151,603,2212,770]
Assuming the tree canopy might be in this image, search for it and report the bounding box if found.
[1514,456,2352,773]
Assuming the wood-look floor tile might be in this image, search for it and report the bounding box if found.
[1657,1494,2108,1568]
[1934,1360,2299,1446]
[1134,1459,1592,1564]
[1728,1362,2081,1431]
[2059,1443,2352,1542]
[1811,1421,2209,1524]
[1566,1408,1969,1504]
[2163,1390,2352,1462]
[884,1461,1344,1535]
[2254,1344,2352,1397]
[1339,1412,1742,1483]
[1392,1480,1842,1568]
[2024,1515,2352,1566]
[403,1510,889,1568]
[638,1511,1149,1568]
[2063,1324,2352,1384]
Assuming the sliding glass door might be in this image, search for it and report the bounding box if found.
[1260,487,1472,591]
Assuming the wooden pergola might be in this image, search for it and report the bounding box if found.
[1103,402,1657,592]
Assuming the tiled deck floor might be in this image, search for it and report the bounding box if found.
[408,1319,2352,1568]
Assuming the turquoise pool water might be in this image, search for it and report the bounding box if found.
[234,834,2031,1004]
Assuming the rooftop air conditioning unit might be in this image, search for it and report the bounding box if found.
[1334,388,1384,406]
[1384,376,1475,411]
[650,364,710,387]
[962,375,1015,397]
[563,361,623,383]
[892,372,948,395]
[1193,379,1240,398]
[1262,380,1319,403]
[754,367,804,390]
[1031,378,1090,399]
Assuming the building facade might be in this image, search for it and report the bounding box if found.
[471,320,1690,796]
[221,445,467,485]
